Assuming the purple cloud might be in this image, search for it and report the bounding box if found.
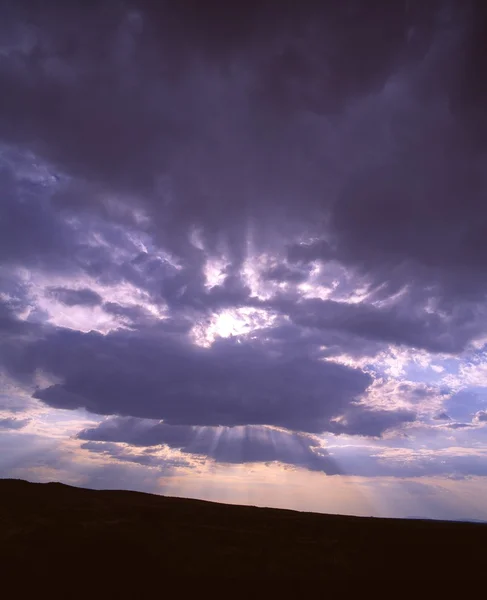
[0,1,486,516]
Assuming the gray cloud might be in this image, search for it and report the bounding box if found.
[0,417,30,430]
[0,157,75,272]
[475,411,487,423]
[262,264,309,284]
[47,287,102,307]
[0,431,178,494]
[1,0,487,490]
[323,445,487,479]
[79,417,487,481]
[278,297,478,354]
[0,315,379,434]
[0,1,485,319]
[434,412,452,421]
[79,419,342,474]
[287,240,335,265]
[79,440,190,469]
[0,2,468,263]
[328,408,416,438]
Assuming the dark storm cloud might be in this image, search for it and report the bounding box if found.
[47,287,102,307]
[257,319,387,362]
[1,0,487,464]
[78,418,342,473]
[1,0,485,310]
[278,297,478,354]
[0,313,420,437]
[0,1,456,250]
[327,151,487,304]
[0,297,45,337]
[12,324,373,434]
[0,154,74,271]
[0,299,24,334]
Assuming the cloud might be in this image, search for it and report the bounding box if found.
[1,0,487,500]
[1,2,486,327]
[79,417,487,480]
[0,154,75,272]
[0,2,466,264]
[0,302,417,437]
[474,411,487,423]
[0,317,378,434]
[328,408,416,438]
[47,287,102,307]
[325,445,487,479]
[79,440,190,470]
[262,264,309,284]
[78,418,341,473]
[281,297,477,354]
[287,240,335,265]
[0,430,181,493]
[434,412,451,421]
[0,417,30,430]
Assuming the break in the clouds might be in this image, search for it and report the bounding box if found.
[1,0,487,520]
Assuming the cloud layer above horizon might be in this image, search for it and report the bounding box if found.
[1,0,487,520]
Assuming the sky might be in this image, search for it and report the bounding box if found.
[1,0,487,522]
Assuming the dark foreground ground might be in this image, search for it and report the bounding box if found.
[1,478,486,579]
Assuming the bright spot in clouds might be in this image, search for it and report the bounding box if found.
[204,257,229,289]
[191,307,276,347]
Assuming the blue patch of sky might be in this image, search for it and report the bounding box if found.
[444,387,487,421]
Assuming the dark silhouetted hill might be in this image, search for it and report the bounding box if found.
[1,478,486,578]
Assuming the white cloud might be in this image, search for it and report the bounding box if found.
[191,307,277,347]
